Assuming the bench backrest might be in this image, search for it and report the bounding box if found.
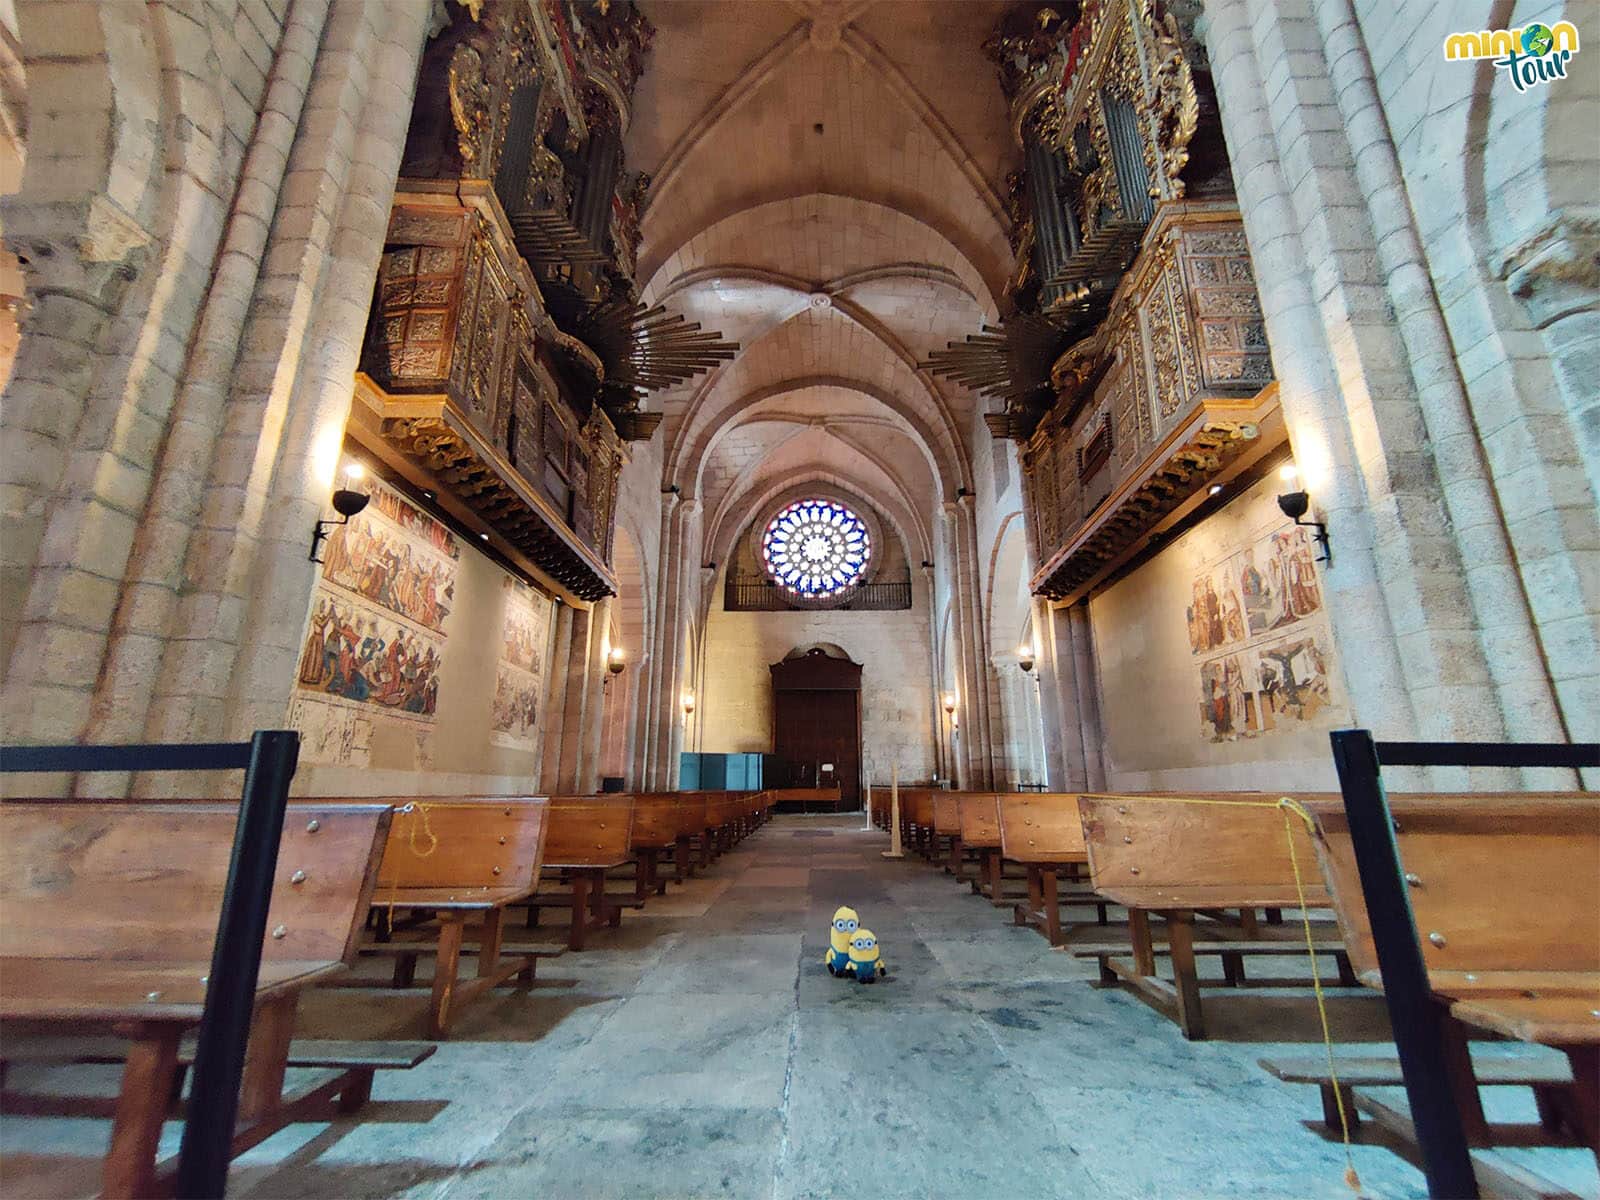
[0,802,391,966]
[375,798,548,893]
[1078,792,1333,905]
[957,793,1002,848]
[998,794,1090,863]
[706,794,740,828]
[674,792,709,837]
[1307,794,1600,982]
[544,796,635,865]
[627,794,681,848]
[933,793,962,835]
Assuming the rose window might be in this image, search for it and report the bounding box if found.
[761,499,871,598]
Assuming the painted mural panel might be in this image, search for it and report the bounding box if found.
[1186,524,1337,743]
[290,478,460,766]
[491,578,550,750]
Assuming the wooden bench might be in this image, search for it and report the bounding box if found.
[528,797,635,950]
[997,793,1110,944]
[1308,793,1600,1163]
[932,793,969,878]
[0,800,393,1198]
[362,798,549,1037]
[1077,792,1354,1039]
[623,793,682,902]
[902,788,937,857]
[669,792,710,879]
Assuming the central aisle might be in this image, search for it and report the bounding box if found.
[239,815,1435,1199]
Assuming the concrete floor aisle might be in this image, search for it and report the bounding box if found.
[10,815,1594,1199]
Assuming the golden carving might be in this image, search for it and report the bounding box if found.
[1142,0,1200,198]
[448,43,491,167]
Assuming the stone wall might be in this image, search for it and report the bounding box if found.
[698,591,938,788]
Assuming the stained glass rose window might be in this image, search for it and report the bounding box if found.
[761,499,871,598]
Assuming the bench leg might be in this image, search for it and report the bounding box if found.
[601,867,622,928]
[633,855,651,905]
[1557,1044,1599,1164]
[1264,907,1283,925]
[651,849,668,896]
[949,836,963,882]
[1221,950,1245,987]
[103,1027,182,1200]
[1165,909,1206,1041]
[1128,909,1157,978]
[1334,951,1358,988]
[428,914,466,1039]
[336,1069,376,1114]
[1320,1084,1361,1135]
[1440,1012,1491,1146]
[476,907,505,978]
[568,873,591,951]
[1238,908,1260,938]
[987,851,1003,903]
[238,992,298,1122]
[1040,868,1062,947]
[391,951,418,989]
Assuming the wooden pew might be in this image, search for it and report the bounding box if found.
[627,793,682,901]
[902,788,937,857]
[956,793,1007,904]
[1308,793,1600,1163]
[530,797,635,950]
[0,801,393,1199]
[670,792,710,880]
[932,793,968,878]
[1076,792,1354,1039]
[363,798,549,1038]
[997,793,1109,944]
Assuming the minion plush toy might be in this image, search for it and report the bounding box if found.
[825,907,859,976]
[847,929,886,983]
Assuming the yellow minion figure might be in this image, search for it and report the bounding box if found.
[825,906,859,976]
[846,928,886,983]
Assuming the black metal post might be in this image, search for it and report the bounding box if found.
[1329,729,1478,1199]
[175,730,300,1200]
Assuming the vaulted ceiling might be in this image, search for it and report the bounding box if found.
[625,0,1015,559]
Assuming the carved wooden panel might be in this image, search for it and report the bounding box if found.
[1180,226,1272,391]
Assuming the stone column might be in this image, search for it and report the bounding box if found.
[1032,596,1070,788]
[539,602,575,791]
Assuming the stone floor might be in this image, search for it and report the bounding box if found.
[4,815,1596,1199]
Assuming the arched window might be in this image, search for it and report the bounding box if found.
[761,499,871,599]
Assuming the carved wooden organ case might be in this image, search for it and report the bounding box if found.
[978,0,1283,604]
[351,0,657,602]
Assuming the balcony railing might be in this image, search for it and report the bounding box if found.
[723,574,913,612]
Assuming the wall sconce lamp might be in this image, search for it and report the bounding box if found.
[1017,644,1035,674]
[942,692,957,716]
[607,647,626,677]
[682,691,696,717]
[310,462,370,563]
[1276,464,1331,565]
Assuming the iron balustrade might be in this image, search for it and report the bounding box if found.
[724,573,912,612]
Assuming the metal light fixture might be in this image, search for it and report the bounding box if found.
[682,691,696,716]
[1017,644,1035,674]
[607,646,626,677]
[1275,464,1331,564]
[942,692,957,716]
[310,461,371,563]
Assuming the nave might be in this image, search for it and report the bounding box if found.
[9,813,1593,1200]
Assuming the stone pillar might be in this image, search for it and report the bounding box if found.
[1066,602,1107,790]
[1032,596,1070,789]
[540,602,575,791]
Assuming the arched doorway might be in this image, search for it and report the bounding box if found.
[769,644,862,810]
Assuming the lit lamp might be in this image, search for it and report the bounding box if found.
[1275,463,1332,565]
[1017,644,1035,674]
[682,691,696,717]
[310,461,371,563]
[942,692,957,717]
[607,647,626,677]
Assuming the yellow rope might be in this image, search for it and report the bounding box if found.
[1098,791,1362,1194]
[382,801,440,925]
[1277,796,1362,1195]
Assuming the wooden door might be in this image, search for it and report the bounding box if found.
[773,689,860,807]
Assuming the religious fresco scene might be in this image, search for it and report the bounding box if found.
[0,2,1594,1199]
[1188,523,1341,742]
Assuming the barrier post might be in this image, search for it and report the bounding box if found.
[881,763,904,859]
